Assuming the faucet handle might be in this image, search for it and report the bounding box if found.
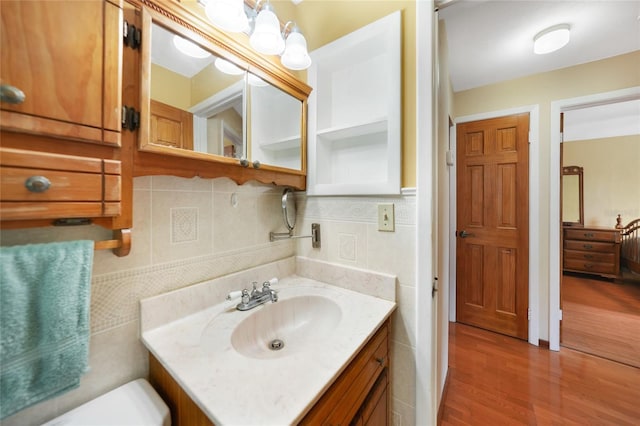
[226,290,242,301]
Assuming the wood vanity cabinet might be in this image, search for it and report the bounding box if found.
[563,226,622,278]
[148,320,390,426]
[0,0,135,245]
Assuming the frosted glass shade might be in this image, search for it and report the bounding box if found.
[214,57,244,75]
[281,31,311,70]
[172,35,211,59]
[205,0,248,33]
[249,9,284,55]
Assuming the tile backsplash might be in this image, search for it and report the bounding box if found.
[0,178,417,425]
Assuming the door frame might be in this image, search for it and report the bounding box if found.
[548,86,640,351]
[449,104,540,346]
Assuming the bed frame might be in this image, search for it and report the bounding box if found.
[619,217,640,275]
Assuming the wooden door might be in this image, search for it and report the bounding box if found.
[456,113,529,339]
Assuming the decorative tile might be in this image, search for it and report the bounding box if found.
[171,207,198,243]
[339,233,357,261]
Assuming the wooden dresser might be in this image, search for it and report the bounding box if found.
[563,226,622,278]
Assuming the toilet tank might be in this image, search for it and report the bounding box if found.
[42,379,170,426]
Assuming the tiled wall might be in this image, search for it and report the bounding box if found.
[295,192,417,426]
[1,177,417,425]
[1,176,295,425]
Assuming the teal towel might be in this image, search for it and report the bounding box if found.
[0,240,94,420]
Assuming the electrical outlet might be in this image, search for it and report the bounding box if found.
[378,203,395,232]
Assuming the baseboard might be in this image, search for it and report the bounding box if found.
[437,369,450,425]
[539,339,550,349]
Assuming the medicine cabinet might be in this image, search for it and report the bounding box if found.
[307,11,401,195]
[135,0,311,189]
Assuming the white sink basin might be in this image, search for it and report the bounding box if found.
[231,295,342,359]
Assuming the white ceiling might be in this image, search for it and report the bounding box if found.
[438,0,640,92]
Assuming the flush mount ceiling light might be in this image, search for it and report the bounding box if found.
[533,24,571,55]
[249,1,284,55]
[280,22,311,70]
[172,35,211,59]
[205,0,249,33]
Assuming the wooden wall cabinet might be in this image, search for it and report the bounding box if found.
[134,0,311,189]
[563,226,622,278]
[148,321,390,426]
[0,0,134,256]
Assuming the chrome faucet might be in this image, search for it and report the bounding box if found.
[227,279,278,311]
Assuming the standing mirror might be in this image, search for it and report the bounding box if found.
[562,165,584,226]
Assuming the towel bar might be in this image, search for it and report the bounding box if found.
[94,229,131,257]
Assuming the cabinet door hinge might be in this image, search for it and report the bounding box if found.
[122,106,140,131]
[123,20,141,50]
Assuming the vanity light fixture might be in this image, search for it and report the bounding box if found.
[199,0,311,70]
[172,35,211,59]
[533,24,571,54]
[205,0,249,33]
[214,57,245,75]
[249,0,284,55]
[280,22,311,70]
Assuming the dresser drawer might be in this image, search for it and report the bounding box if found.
[564,228,621,243]
[564,258,618,275]
[564,249,615,263]
[564,240,617,253]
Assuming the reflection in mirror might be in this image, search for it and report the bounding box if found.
[562,165,584,226]
[247,71,302,170]
[150,22,245,159]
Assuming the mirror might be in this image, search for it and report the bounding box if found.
[562,166,584,226]
[247,72,303,170]
[281,188,296,231]
[149,22,245,159]
[142,15,305,172]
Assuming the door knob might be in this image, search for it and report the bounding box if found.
[459,230,474,238]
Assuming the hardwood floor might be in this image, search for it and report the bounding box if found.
[561,271,640,368]
[439,323,640,425]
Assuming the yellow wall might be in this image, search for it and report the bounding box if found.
[563,134,640,227]
[150,63,191,110]
[452,50,640,339]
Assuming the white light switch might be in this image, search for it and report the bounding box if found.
[378,203,395,232]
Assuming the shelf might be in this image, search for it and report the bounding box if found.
[257,137,301,151]
[316,119,387,142]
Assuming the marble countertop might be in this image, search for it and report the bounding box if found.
[141,275,396,425]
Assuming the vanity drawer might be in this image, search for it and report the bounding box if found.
[564,249,615,263]
[564,258,618,275]
[300,322,388,425]
[564,240,617,253]
[564,228,621,243]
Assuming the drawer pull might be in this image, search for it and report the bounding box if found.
[583,232,594,238]
[0,84,26,104]
[25,175,51,193]
[375,357,385,366]
[584,254,594,259]
[583,244,593,250]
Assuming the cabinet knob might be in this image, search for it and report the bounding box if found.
[239,158,249,167]
[0,84,26,104]
[252,160,261,169]
[25,175,51,193]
